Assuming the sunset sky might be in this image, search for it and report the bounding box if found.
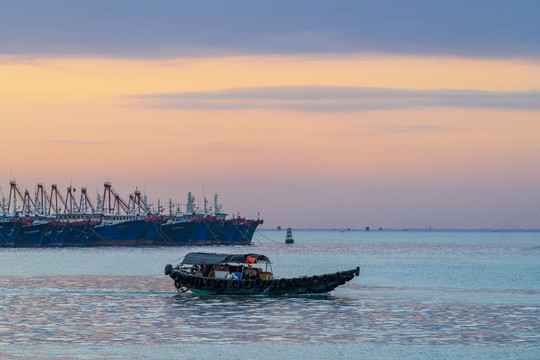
[1,1,539,229]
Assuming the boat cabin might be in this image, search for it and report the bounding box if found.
[180,252,274,280]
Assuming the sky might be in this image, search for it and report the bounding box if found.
[1,0,539,229]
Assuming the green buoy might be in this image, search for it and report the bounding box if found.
[285,227,294,244]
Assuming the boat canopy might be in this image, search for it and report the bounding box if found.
[181,252,269,266]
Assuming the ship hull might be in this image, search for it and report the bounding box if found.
[0,222,23,247]
[136,219,163,246]
[0,216,261,247]
[41,223,69,247]
[191,221,209,245]
[87,219,149,246]
[64,222,99,247]
[14,222,49,247]
[222,219,262,245]
[199,220,221,245]
[154,220,199,246]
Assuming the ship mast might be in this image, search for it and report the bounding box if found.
[186,192,195,214]
[8,180,29,216]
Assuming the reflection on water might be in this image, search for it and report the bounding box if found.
[0,276,538,347]
[0,231,538,358]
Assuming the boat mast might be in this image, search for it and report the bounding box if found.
[97,194,103,213]
[23,191,28,216]
[72,188,78,214]
[144,195,148,214]
[186,192,195,214]
[44,192,48,215]
[34,192,39,216]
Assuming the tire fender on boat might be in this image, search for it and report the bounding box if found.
[278,278,289,289]
[254,278,264,288]
[195,276,205,288]
[243,279,254,289]
[184,275,194,286]
[231,280,242,290]
[289,278,299,288]
[266,279,276,289]
[215,279,226,291]
[205,278,216,290]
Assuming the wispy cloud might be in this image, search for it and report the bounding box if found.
[50,140,111,146]
[197,142,264,153]
[131,86,540,112]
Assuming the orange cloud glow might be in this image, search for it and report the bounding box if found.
[1,55,539,228]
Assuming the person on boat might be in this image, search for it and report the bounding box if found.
[246,255,256,267]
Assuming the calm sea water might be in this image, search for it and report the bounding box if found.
[0,230,539,359]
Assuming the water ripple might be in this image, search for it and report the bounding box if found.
[0,276,538,347]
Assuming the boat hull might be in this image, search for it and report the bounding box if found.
[165,267,359,296]
[14,222,49,247]
[0,222,22,247]
[154,221,199,245]
[219,219,263,245]
[87,219,149,246]
[41,223,70,247]
[136,219,163,245]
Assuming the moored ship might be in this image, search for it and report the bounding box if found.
[1,180,261,247]
[0,218,25,247]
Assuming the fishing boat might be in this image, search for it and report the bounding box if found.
[164,252,360,295]
[2,181,262,247]
[0,217,26,247]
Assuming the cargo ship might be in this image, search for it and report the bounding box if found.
[0,180,262,247]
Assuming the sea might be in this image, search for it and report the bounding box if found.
[0,230,539,359]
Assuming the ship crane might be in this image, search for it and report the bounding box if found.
[7,180,35,215]
[22,189,34,216]
[1,196,7,216]
[35,183,53,216]
[128,187,147,215]
[49,184,68,215]
[64,186,80,214]
[79,187,95,213]
[102,182,130,215]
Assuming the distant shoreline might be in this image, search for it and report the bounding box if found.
[259,228,540,232]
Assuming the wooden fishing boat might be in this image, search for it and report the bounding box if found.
[164,252,360,295]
